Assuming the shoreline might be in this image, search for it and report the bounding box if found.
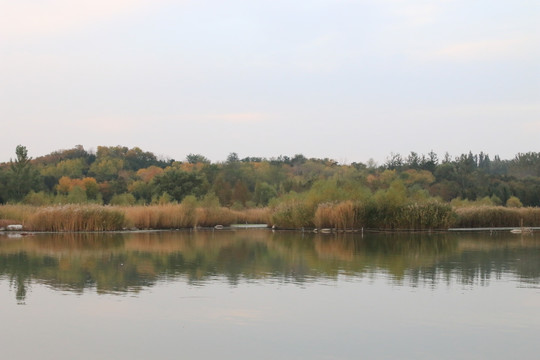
[1,225,536,235]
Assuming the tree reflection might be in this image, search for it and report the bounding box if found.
[1,230,539,302]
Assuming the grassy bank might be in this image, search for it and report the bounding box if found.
[1,203,539,232]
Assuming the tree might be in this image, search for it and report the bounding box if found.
[7,145,41,201]
[254,182,277,206]
[232,180,250,205]
[186,154,210,164]
[152,168,203,202]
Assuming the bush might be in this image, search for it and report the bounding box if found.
[506,196,523,208]
[110,193,136,206]
[23,191,53,206]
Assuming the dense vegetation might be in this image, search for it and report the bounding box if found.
[1,145,540,230]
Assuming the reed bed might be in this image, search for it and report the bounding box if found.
[314,201,358,230]
[4,203,539,232]
[396,201,454,230]
[271,200,314,229]
[196,207,238,227]
[1,204,274,231]
[281,199,453,230]
[121,204,197,229]
[0,204,37,226]
[454,206,540,228]
[234,207,272,225]
[28,205,125,231]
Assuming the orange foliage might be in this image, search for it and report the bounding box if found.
[56,176,72,194]
[56,176,99,195]
[136,166,164,183]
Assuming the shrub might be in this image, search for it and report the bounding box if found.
[110,193,136,206]
[506,196,523,208]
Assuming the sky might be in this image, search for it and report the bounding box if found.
[1,0,539,164]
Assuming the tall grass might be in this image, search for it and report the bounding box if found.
[454,206,540,228]
[311,200,453,230]
[3,203,539,232]
[271,199,314,229]
[28,205,125,231]
[234,208,272,225]
[121,204,197,229]
[0,205,40,227]
[314,201,358,230]
[1,204,269,231]
[396,201,454,230]
[196,207,238,227]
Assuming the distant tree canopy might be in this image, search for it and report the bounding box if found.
[1,145,540,208]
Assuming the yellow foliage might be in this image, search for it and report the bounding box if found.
[401,169,435,186]
[56,176,72,194]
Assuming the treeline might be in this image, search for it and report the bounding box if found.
[1,145,540,229]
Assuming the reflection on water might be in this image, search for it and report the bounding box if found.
[1,230,539,301]
[2,230,540,360]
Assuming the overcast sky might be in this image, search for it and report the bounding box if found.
[1,0,538,164]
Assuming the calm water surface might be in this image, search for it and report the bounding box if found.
[1,230,539,360]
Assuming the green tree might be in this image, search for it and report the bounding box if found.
[186,154,210,164]
[152,168,203,202]
[67,186,88,203]
[89,158,124,182]
[7,145,41,201]
[254,182,277,206]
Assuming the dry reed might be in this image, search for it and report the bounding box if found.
[27,205,125,231]
[0,205,37,226]
[454,206,540,228]
[314,201,358,230]
[121,204,197,229]
[234,208,272,225]
[196,207,238,227]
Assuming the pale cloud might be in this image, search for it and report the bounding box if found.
[0,0,170,40]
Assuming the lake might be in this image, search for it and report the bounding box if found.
[1,229,539,360]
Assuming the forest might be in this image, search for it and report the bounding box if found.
[1,145,540,230]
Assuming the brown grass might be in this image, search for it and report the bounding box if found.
[454,206,540,228]
[196,207,238,227]
[1,204,276,231]
[234,208,272,225]
[314,201,358,230]
[120,204,197,229]
[27,205,125,231]
[0,205,37,227]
